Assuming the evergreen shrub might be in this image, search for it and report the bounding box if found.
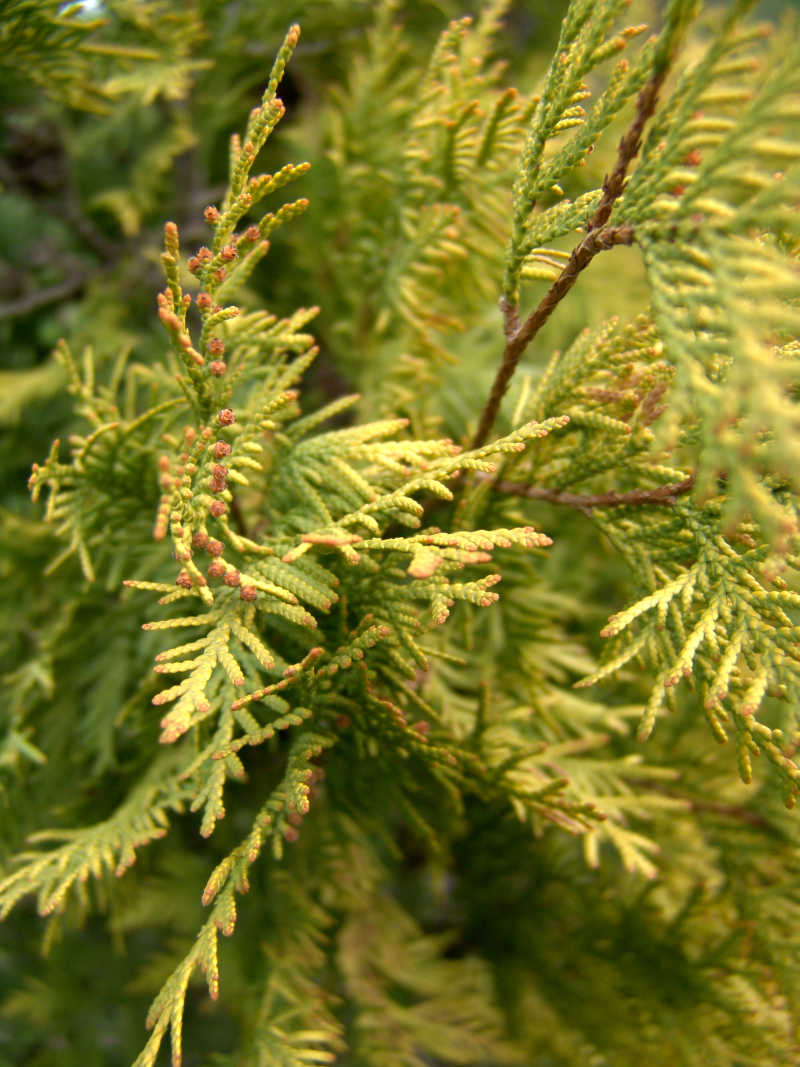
[1,1,800,1064]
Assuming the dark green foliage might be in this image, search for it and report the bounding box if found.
[1,1,800,1065]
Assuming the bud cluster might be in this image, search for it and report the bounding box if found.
[187,246,213,274]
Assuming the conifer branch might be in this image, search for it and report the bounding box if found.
[586,69,668,234]
[472,224,634,448]
[6,4,800,1062]
[473,67,668,450]
[491,472,695,515]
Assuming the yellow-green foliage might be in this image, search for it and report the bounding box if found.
[1,2,800,1065]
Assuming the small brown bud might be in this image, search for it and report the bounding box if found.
[208,560,226,579]
[223,569,240,587]
[220,244,238,262]
[208,337,225,355]
[213,441,232,458]
[214,267,226,283]
[212,464,228,480]
[188,257,201,273]
[192,531,209,549]
[209,500,227,517]
[209,479,227,495]
[196,292,212,309]
[245,225,260,242]
[207,538,224,557]
[283,826,299,843]
[209,360,227,376]
[218,408,235,426]
[240,585,258,602]
[204,205,220,222]
[336,714,351,729]
[176,571,193,589]
[197,246,213,263]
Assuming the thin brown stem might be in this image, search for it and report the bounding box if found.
[490,472,695,516]
[499,296,520,339]
[586,69,667,235]
[472,69,669,451]
[686,798,771,829]
[471,224,634,449]
[645,787,772,831]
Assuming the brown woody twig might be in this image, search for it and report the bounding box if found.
[471,69,669,451]
[489,472,695,516]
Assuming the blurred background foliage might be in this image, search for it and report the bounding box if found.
[2,1,800,1064]
[0,0,571,501]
